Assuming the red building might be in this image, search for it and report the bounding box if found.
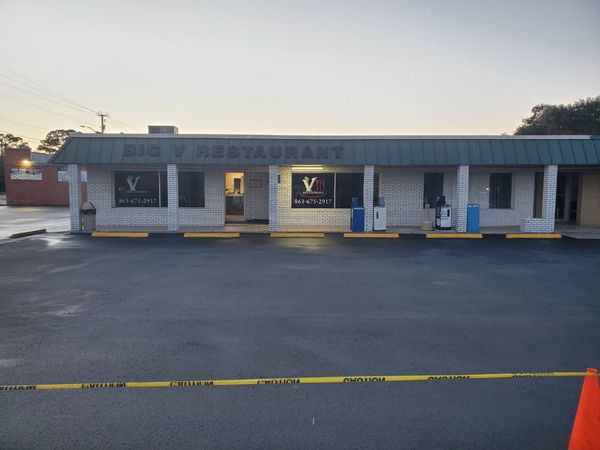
[4,147,87,206]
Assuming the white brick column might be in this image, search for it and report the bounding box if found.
[268,165,278,231]
[167,164,178,231]
[363,165,374,231]
[521,165,558,233]
[542,165,558,221]
[541,165,558,233]
[68,164,82,232]
[456,165,469,232]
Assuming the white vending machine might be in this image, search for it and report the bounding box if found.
[435,206,452,230]
[373,197,386,231]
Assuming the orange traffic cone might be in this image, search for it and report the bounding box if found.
[569,368,600,450]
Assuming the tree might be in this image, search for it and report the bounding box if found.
[515,96,600,135]
[37,129,76,153]
[0,134,31,193]
[0,133,30,157]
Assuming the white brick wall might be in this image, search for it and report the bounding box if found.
[521,165,557,233]
[68,164,82,232]
[379,166,536,228]
[268,165,278,231]
[277,165,364,227]
[471,168,535,227]
[456,165,469,232]
[542,165,558,220]
[178,168,224,227]
[88,166,168,228]
[85,164,542,231]
[363,165,374,231]
[167,164,178,231]
[88,165,224,229]
[379,167,457,227]
[520,218,554,233]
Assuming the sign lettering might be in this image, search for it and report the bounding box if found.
[291,172,334,208]
[114,171,162,207]
[342,377,386,383]
[123,143,343,161]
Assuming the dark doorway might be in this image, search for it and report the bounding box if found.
[533,172,543,218]
[555,172,579,223]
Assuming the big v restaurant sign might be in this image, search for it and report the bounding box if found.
[122,142,345,163]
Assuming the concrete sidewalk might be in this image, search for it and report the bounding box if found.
[0,205,69,239]
[555,224,600,239]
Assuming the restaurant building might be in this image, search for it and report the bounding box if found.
[48,129,600,233]
[4,147,87,206]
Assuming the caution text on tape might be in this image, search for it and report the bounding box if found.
[0,371,597,392]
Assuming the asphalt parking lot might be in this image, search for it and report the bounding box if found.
[1,235,599,449]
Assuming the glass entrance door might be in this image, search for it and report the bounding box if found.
[225,172,245,222]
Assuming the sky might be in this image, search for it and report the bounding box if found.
[0,0,599,148]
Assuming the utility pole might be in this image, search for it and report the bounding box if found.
[97,112,109,134]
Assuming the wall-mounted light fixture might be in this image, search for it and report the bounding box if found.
[291,165,324,171]
[21,159,32,167]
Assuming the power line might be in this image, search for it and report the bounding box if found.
[0,116,46,130]
[0,71,97,115]
[106,116,135,131]
[0,93,97,128]
[0,65,137,135]
[0,129,42,143]
[0,64,97,115]
[0,78,97,117]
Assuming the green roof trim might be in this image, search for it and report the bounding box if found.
[49,135,600,166]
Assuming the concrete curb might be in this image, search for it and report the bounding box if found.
[9,229,47,239]
[79,231,580,240]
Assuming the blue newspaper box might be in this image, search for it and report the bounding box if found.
[351,208,365,232]
[467,204,480,233]
[350,197,365,232]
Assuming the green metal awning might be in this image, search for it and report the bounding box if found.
[48,134,600,166]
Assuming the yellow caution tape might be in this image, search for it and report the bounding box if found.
[0,371,596,391]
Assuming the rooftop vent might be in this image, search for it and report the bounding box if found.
[148,125,178,135]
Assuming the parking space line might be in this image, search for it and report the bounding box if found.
[426,233,483,239]
[505,233,562,239]
[183,232,240,238]
[343,233,400,238]
[271,233,325,238]
[91,232,149,238]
